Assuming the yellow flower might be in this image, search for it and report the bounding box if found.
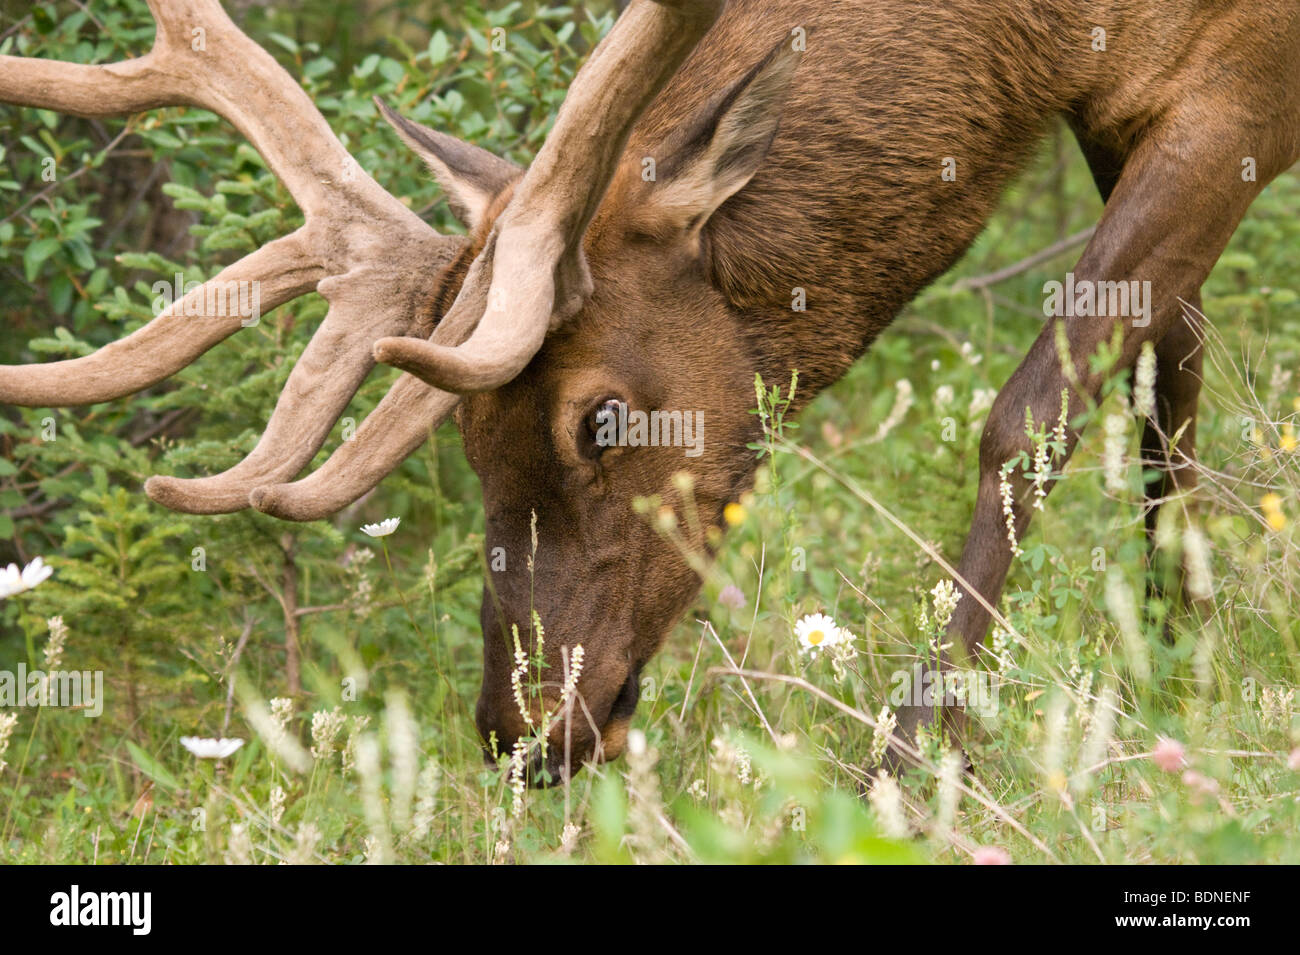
[1261,493,1286,530]
[1280,424,1297,453]
[723,502,747,526]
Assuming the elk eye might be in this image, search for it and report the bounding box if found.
[585,398,624,457]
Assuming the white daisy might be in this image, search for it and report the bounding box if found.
[0,557,54,599]
[795,612,842,656]
[180,736,246,759]
[361,517,401,538]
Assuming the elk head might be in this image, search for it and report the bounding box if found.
[0,0,800,783]
[377,27,801,779]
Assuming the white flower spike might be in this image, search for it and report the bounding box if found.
[361,517,401,538]
[180,736,246,759]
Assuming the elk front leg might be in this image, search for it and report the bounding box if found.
[888,125,1276,766]
[1140,300,1210,624]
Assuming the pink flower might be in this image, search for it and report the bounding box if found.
[1152,737,1187,772]
[1288,748,1300,771]
[718,584,746,611]
[972,846,1012,865]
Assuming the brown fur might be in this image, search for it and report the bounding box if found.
[417,0,1300,779]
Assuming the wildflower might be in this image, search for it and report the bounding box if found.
[686,778,707,801]
[356,735,391,864]
[868,705,897,767]
[1075,686,1118,794]
[1151,737,1186,772]
[508,738,528,818]
[709,735,739,775]
[867,772,909,839]
[1182,526,1213,600]
[828,632,859,682]
[180,736,245,759]
[936,748,963,837]
[934,384,955,408]
[990,626,1015,671]
[624,730,665,860]
[0,712,18,774]
[43,616,68,671]
[0,557,54,599]
[999,462,1023,557]
[1030,428,1051,510]
[269,785,286,826]
[1261,686,1295,730]
[247,698,311,772]
[795,612,842,656]
[342,715,371,774]
[409,761,442,843]
[723,502,747,526]
[386,693,419,829]
[1052,388,1070,448]
[718,584,746,611]
[360,517,400,538]
[973,846,1012,865]
[492,839,511,864]
[655,505,678,532]
[1279,423,1297,453]
[269,697,294,747]
[969,388,996,418]
[559,645,585,710]
[309,706,347,760]
[960,341,982,366]
[225,823,253,865]
[1103,411,1128,493]
[1133,341,1157,418]
[560,822,581,855]
[930,579,961,632]
[735,745,752,785]
[1260,492,1286,531]
[287,823,320,866]
[348,547,376,618]
[1288,748,1300,771]
[510,624,534,729]
[870,379,913,442]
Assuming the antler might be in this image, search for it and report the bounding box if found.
[253,0,726,522]
[2,0,723,520]
[0,0,459,514]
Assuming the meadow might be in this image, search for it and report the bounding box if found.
[1,0,1297,865]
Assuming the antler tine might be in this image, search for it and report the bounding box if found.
[143,260,456,514]
[250,377,461,522]
[1,0,461,512]
[248,252,490,521]
[372,0,725,394]
[0,230,320,406]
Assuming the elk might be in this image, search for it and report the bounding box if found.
[2,0,1298,781]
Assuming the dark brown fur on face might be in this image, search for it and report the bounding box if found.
[409,0,1300,779]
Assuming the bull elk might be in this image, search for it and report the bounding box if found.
[3,0,1298,781]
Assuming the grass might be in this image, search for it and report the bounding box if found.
[2,133,1298,866]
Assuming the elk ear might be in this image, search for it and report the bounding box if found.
[646,39,801,235]
[375,97,522,230]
